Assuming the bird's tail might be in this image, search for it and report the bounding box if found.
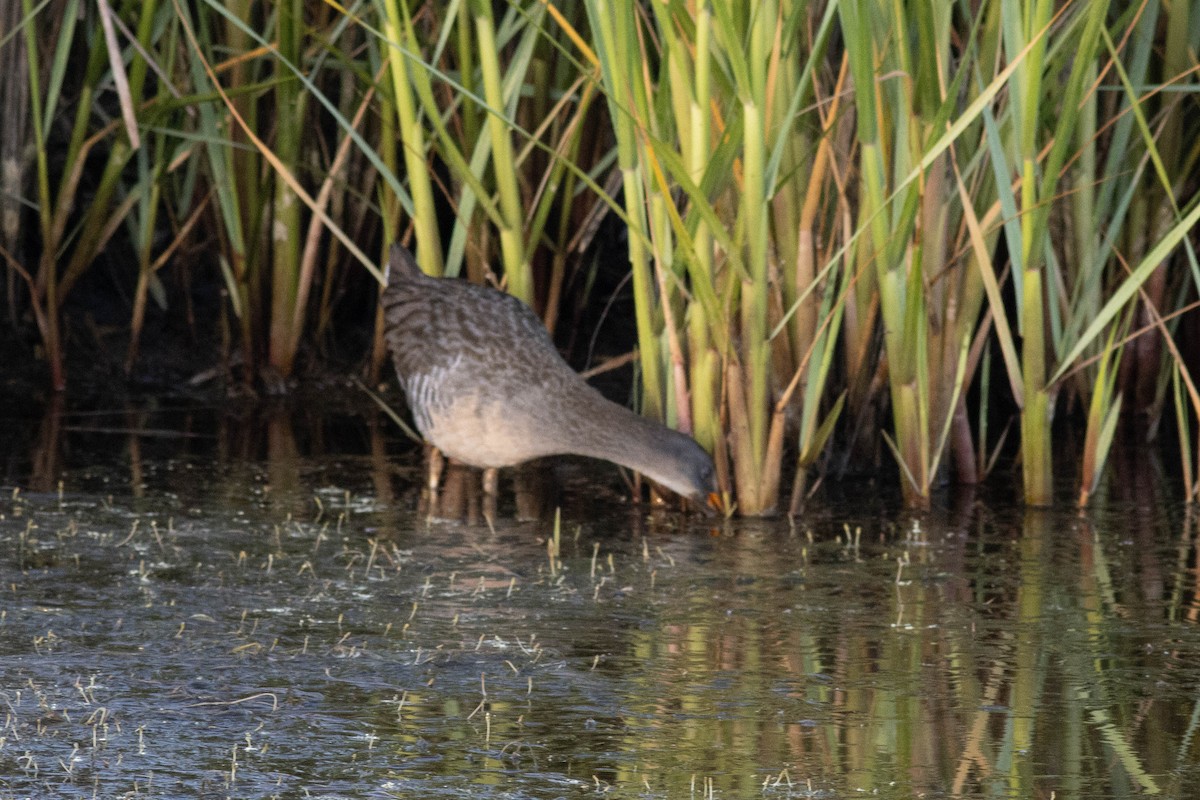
[385,243,426,286]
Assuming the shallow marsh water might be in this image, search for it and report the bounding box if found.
[1,403,1199,799]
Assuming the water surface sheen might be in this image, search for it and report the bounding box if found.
[1,454,1198,799]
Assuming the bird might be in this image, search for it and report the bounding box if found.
[380,243,719,509]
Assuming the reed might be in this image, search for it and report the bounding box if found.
[1003,0,1200,505]
[838,0,993,507]
[182,0,384,381]
[267,0,305,378]
[14,0,138,389]
[3,1,1199,512]
[578,0,845,514]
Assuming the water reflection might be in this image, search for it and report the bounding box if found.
[0,404,1197,798]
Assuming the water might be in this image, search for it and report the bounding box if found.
[1,403,1198,798]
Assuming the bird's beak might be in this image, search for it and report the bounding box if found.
[706,491,724,515]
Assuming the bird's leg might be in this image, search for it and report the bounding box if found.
[427,445,444,510]
[482,467,499,497]
[481,467,499,533]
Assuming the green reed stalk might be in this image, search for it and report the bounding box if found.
[1078,329,1123,507]
[683,3,714,449]
[124,0,170,374]
[738,1,772,498]
[126,146,165,373]
[379,0,443,275]
[470,0,531,304]
[21,0,68,389]
[267,0,305,376]
[743,99,770,482]
[843,0,928,501]
[1009,0,1122,504]
[681,8,731,487]
[0,1,29,275]
[1171,365,1198,500]
[1014,0,1057,507]
[839,0,997,506]
[584,0,663,423]
[19,0,145,390]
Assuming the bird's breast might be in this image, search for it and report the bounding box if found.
[420,391,562,468]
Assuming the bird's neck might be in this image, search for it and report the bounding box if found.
[555,387,686,486]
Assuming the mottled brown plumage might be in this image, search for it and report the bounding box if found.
[381,244,717,503]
